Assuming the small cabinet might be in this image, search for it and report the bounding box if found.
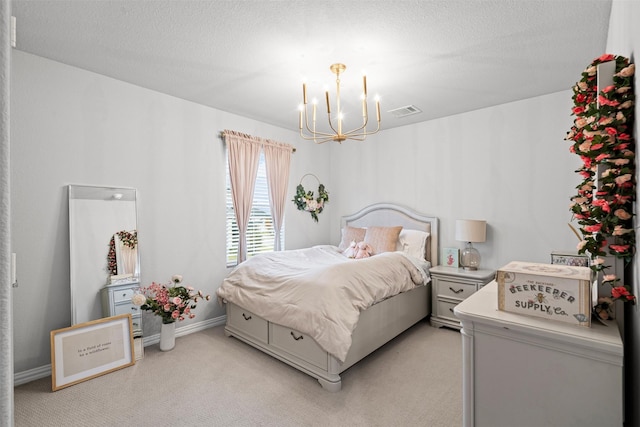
[101,281,142,338]
[455,282,623,427]
[429,265,495,329]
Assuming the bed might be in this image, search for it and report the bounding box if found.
[217,203,439,391]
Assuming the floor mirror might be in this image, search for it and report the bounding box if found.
[68,185,140,327]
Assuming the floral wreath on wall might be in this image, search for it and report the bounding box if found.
[565,53,636,319]
[107,230,138,276]
[292,174,329,222]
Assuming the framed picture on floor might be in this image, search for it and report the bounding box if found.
[442,247,459,268]
[50,314,135,391]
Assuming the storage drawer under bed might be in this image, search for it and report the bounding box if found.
[269,323,328,370]
[226,303,269,344]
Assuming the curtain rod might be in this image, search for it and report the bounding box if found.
[219,131,296,153]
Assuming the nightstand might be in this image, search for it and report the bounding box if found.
[101,280,144,359]
[429,265,495,329]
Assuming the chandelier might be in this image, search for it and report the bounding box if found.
[298,63,380,144]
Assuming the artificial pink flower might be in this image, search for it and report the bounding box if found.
[172,296,182,305]
[603,274,617,282]
[610,244,630,253]
[573,106,586,115]
[614,195,631,204]
[598,116,614,125]
[578,142,592,152]
[592,199,611,212]
[611,158,629,166]
[619,100,634,109]
[172,310,180,319]
[597,53,615,62]
[614,174,632,185]
[584,224,602,233]
[611,286,631,299]
[615,64,635,77]
[597,95,619,107]
[613,226,632,236]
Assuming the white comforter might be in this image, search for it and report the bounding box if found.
[216,245,431,362]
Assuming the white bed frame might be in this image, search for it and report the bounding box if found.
[223,203,439,391]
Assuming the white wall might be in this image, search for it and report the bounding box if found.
[607,1,640,424]
[327,91,582,270]
[10,50,332,373]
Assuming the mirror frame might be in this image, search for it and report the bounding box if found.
[68,184,140,325]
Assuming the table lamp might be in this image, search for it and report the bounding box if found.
[455,219,487,270]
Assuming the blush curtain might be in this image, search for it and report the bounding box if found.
[224,130,294,262]
[263,142,292,251]
[225,131,261,263]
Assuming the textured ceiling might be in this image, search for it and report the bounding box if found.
[11,0,612,133]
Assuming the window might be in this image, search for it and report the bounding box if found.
[225,150,284,266]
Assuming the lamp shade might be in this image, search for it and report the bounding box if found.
[455,219,486,243]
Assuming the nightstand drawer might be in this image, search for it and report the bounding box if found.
[114,287,137,303]
[114,303,140,316]
[437,279,477,300]
[437,300,460,322]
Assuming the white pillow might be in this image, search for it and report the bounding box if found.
[396,229,430,260]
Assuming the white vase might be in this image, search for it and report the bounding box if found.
[159,322,176,351]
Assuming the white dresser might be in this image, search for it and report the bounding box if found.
[454,281,623,427]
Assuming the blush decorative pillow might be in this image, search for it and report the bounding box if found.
[338,226,366,251]
[364,226,403,255]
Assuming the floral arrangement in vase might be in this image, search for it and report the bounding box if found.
[565,53,636,319]
[132,275,211,324]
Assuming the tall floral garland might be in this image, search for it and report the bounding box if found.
[107,230,138,276]
[565,53,636,314]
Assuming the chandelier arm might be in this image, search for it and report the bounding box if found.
[301,106,335,138]
[298,130,334,144]
[342,116,380,137]
[324,112,342,137]
[299,130,334,141]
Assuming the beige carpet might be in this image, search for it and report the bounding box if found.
[15,321,462,426]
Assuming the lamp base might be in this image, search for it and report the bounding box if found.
[460,242,481,271]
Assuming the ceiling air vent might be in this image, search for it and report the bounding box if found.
[388,105,422,118]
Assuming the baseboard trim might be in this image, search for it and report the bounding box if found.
[14,315,227,386]
[142,315,226,346]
